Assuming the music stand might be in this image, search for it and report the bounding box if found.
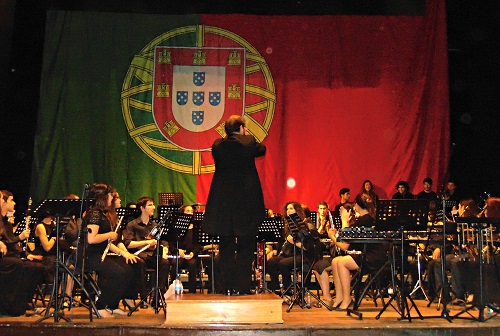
[374,199,427,321]
[452,217,500,322]
[164,212,193,277]
[284,213,319,312]
[115,206,140,226]
[256,217,283,293]
[158,192,183,206]
[32,199,98,322]
[193,212,220,294]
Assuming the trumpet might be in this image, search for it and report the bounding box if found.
[101,216,123,262]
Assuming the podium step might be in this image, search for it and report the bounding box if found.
[165,293,283,324]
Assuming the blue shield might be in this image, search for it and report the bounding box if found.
[176,91,188,106]
[192,111,204,125]
[193,92,205,106]
[209,92,221,106]
[193,72,206,86]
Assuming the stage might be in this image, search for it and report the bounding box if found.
[1,294,500,336]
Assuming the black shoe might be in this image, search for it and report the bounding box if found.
[122,299,134,311]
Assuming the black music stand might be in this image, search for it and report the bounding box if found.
[164,212,193,277]
[256,217,283,293]
[285,213,320,312]
[158,192,183,206]
[32,199,98,322]
[373,199,428,321]
[192,212,220,294]
[127,211,171,316]
[115,206,140,227]
[452,217,500,322]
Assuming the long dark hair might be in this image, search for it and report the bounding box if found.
[282,201,306,236]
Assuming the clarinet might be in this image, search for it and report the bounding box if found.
[328,210,342,256]
[101,216,123,262]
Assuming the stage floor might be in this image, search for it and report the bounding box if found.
[1,295,500,336]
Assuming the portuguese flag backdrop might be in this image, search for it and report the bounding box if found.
[31,1,449,213]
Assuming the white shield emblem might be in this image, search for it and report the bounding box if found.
[172,65,225,132]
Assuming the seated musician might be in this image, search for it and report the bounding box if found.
[438,197,500,307]
[122,196,171,304]
[333,188,351,216]
[392,180,414,199]
[330,195,388,310]
[168,204,202,294]
[29,215,58,281]
[85,184,140,318]
[427,198,480,303]
[358,180,378,218]
[311,201,336,306]
[266,201,320,294]
[0,190,45,316]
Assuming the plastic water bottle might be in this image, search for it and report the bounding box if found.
[306,292,312,306]
[174,276,182,296]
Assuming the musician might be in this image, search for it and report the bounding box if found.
[443,179,461,203]
[438,198,500,306]
[202,115,266,296]
[427,198,481,303]
[266,201,320,294]
[315,202,330,235]
[312,201,342,307]
[333,188,351,216]
[122,196,171,307]
[392,180,414,199]
[416,177,439,202]
[330,195,388,310]
[0,190,45,316]
[84,183,140,318]
[27,215,58,280]
[358,180,378,218]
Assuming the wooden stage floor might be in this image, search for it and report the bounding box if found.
[1,294,500,336]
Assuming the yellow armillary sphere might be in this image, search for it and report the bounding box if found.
[121,25,275,174]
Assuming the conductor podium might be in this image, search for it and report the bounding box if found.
[165,293,283,324]
[164,212,283,324]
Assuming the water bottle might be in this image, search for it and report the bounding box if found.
[306,292,312,306]
[174,276,182,296]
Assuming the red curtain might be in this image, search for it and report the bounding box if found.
[197,1,449,213]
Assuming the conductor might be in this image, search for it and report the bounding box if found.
[202,115,267,295]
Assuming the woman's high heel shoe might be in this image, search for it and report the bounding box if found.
[122,299,135,311]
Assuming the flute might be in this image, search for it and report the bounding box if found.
[101,216,123,262]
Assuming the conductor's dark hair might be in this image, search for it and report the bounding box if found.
[224,115,246,136]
